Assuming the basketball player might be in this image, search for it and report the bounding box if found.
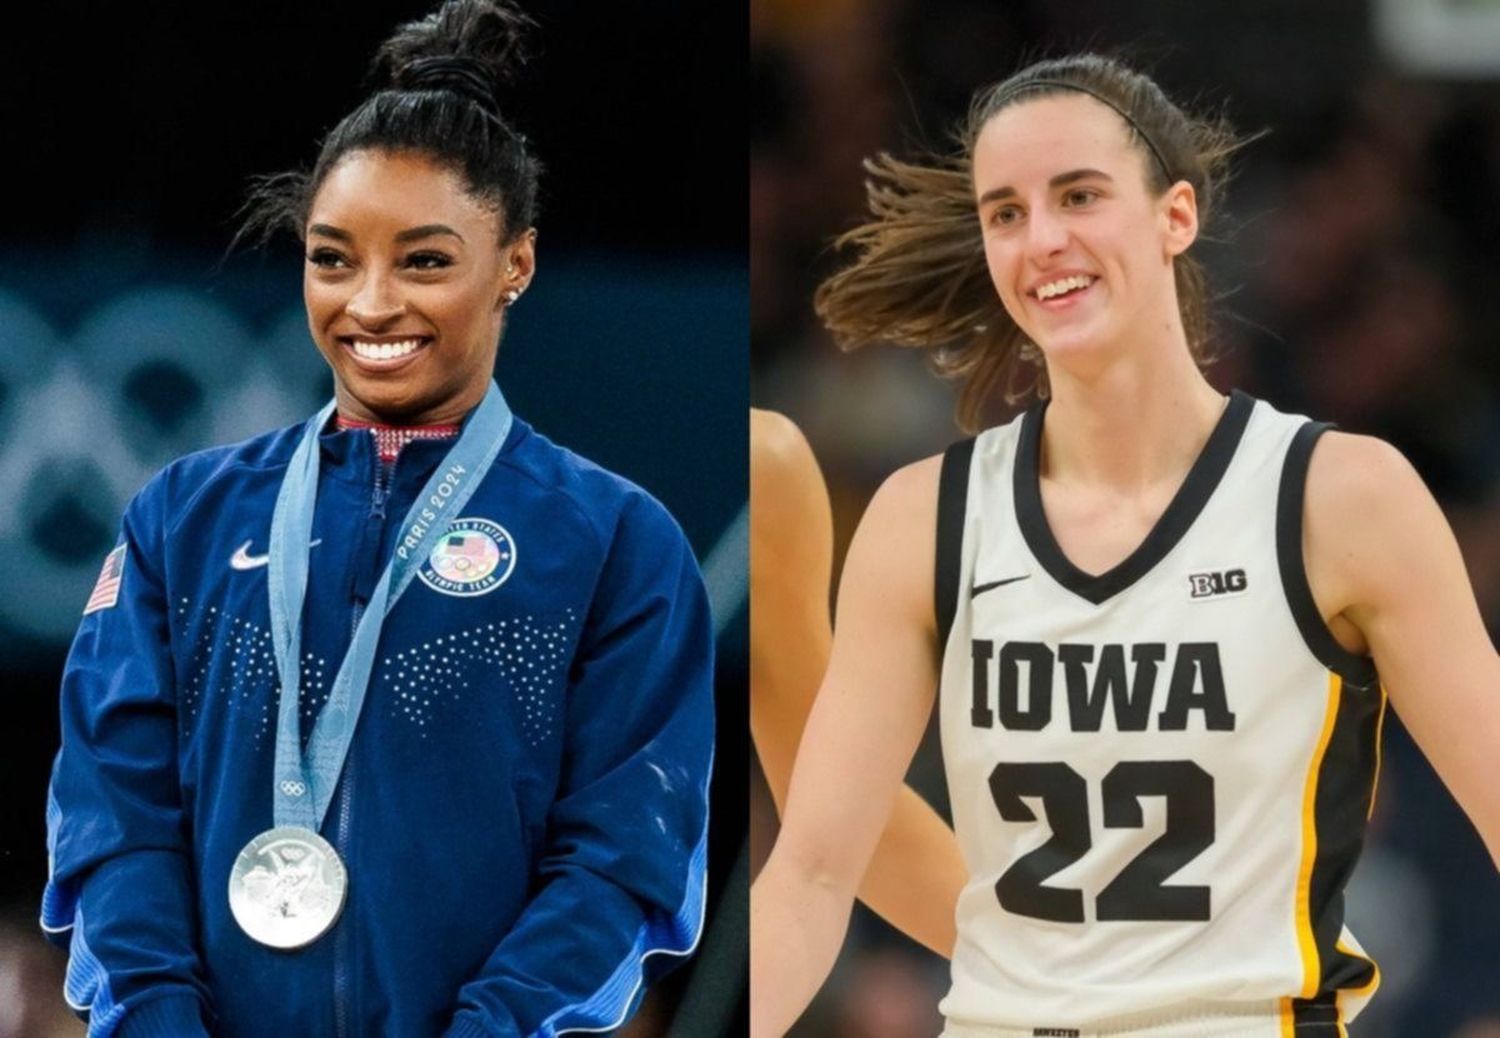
[751,408,966,958]
[751,54,1500,1037]
[42,3,712,1035]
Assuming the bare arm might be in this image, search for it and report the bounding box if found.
[750,410,965,959]
[750,453,947,1037]
[1306,432,1500,867]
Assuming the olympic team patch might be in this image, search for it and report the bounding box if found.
[417,518,516,598]
[83,544,127,615]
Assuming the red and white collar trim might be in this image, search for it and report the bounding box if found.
[335,416,460,464]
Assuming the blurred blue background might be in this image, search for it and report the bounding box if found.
[752,1,1500,1036]
[0,3,746,1035]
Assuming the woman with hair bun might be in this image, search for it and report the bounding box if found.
[42,3,713,1035]
[752,53,1500,1036]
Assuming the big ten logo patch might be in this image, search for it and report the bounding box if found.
[1187,568,1247,600]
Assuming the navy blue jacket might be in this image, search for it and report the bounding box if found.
[43,403,714,1037]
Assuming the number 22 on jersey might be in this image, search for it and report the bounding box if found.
[990,759,1215,923]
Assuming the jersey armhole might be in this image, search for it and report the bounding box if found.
[935,438,976,653]
[1275,421,1379,688]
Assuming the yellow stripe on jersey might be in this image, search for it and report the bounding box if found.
[1278,998,1295,1037]
[1367,683,1388,820]
[1294,672,1344,998]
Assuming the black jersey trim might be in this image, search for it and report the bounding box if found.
[1274,422,1378,687]
[1287,991,1343,1033]
[935,438,976,653]
[1295,673,1383,1022]
[1013,389,1255,605]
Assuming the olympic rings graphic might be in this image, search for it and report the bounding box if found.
[0,288,329,646]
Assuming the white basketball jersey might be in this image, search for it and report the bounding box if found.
[935,392,1385,1038]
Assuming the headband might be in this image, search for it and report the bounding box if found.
[995,80,1173,183]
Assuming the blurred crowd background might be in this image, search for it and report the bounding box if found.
[752,0,1500,1035]
[0,2,746,1035]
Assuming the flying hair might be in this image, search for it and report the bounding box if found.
[815,53,1248,433]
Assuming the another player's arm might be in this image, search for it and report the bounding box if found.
[1306,432,1500,868]
[750,410,964,959]
[751,455,944,1038]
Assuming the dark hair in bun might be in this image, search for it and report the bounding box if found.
[238,0,542,249]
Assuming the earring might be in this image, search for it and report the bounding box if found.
[504,289,521,306]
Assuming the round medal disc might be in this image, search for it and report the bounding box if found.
[228,826,347,949]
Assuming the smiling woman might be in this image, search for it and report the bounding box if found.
[235,0,541,428]
[300,152,533,423]
[752,53,1500,1037]
[39,2,715,1036]
[814,55,1240,430]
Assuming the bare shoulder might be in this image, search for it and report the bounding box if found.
[751,409,832,558]
[1305,431,1441,555]
[837,454,945,633]
[1304,429,1455,612]
[860,453,944,536]
[751,408,818,487]
[1305,430,1428,510]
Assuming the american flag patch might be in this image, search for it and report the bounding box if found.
[83,544,127,615]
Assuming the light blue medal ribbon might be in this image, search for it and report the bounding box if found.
[267,382,513,832]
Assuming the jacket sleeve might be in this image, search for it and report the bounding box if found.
[41,479,213,1038]
[444,490,716,1038]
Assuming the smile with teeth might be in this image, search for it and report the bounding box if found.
[1034,275,1096,301]
[346,337,428,360]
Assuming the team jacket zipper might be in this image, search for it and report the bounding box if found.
[333,450,393,1038]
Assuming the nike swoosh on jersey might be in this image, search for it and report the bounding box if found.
[229,539,322,571]
[970,574,1031,597]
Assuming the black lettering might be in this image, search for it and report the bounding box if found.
[988,759,1218,925]
[1096,761,1214,921]
[999,641,1052,730]
[1158,643,1235,731]
[990,762,1087,922]
[1060,643,1163,732]
[970,640,994,728]
[1188,569,1249,598]
[1123,643,1166,730]
[1059,643,1102,730]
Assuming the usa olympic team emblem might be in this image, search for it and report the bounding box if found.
[417,517,516,597]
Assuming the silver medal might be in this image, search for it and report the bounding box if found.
[228,826,348,949]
